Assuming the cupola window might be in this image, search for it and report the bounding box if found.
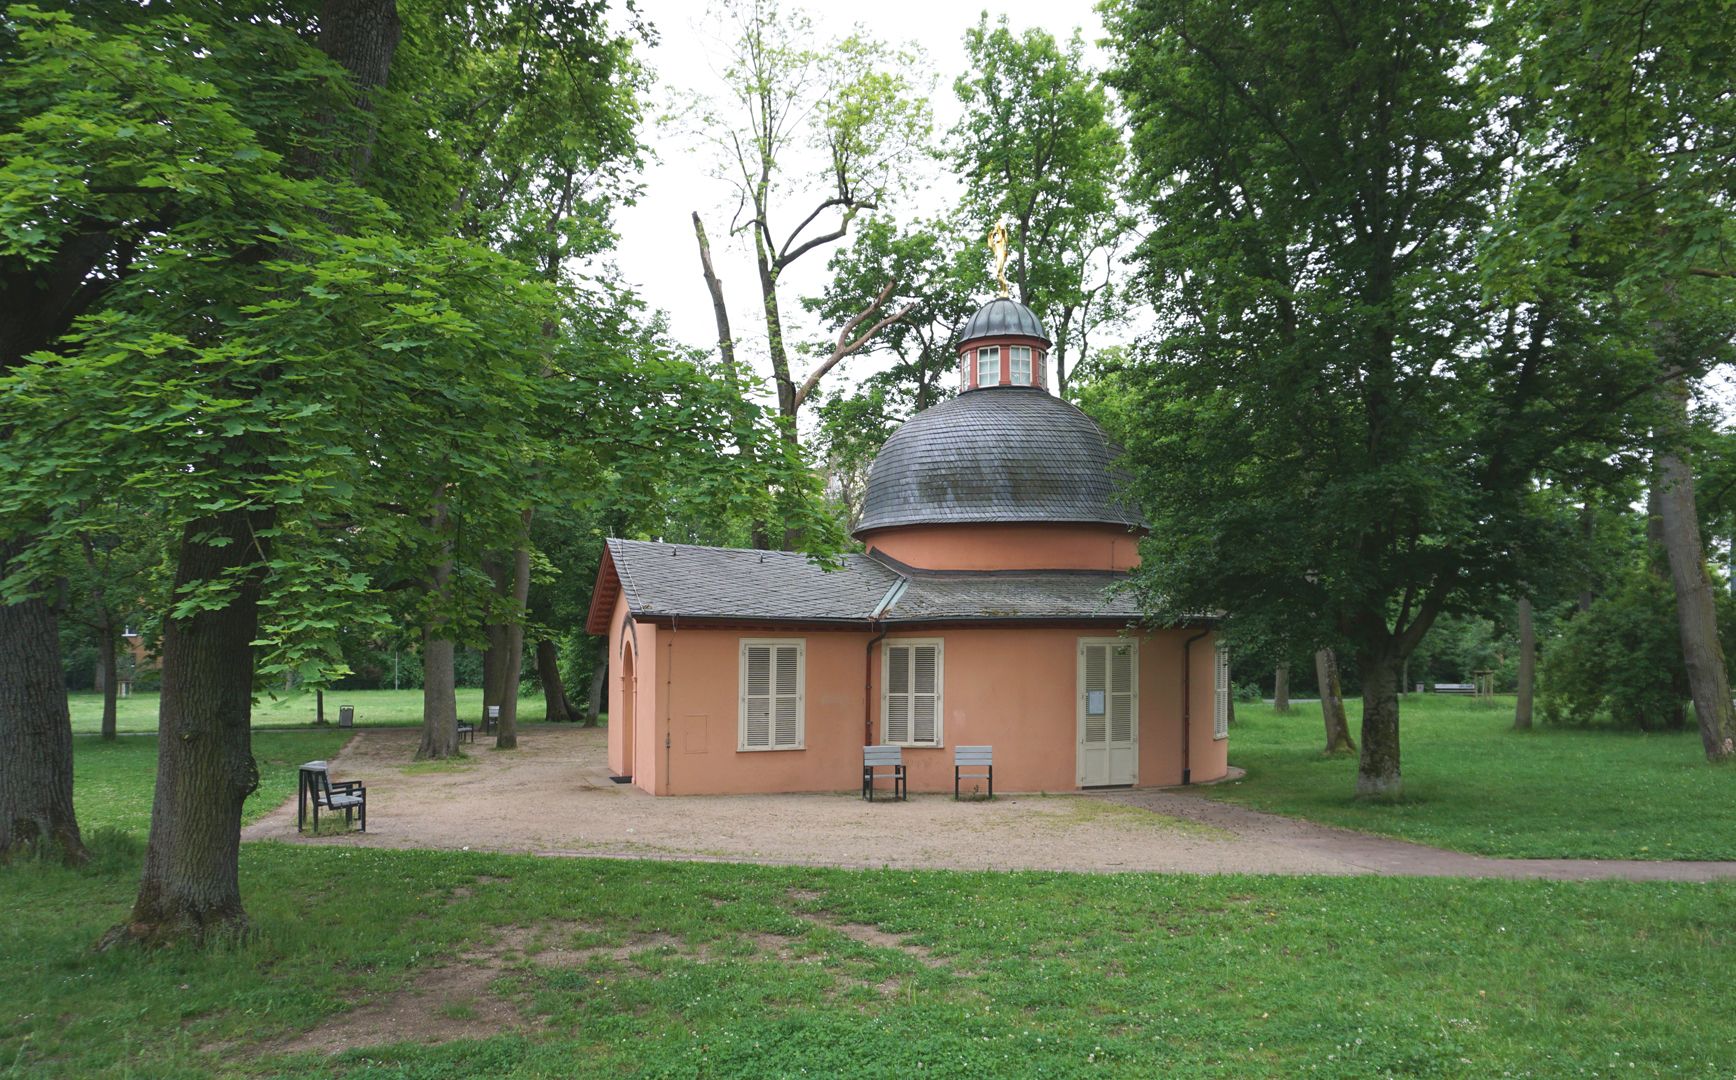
[1009,346,1032,385]
[975,346,1001,387]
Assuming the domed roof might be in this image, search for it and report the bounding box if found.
[959,297,1050,346]
[854,387,1144,535]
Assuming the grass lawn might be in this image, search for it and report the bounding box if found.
[1210,694,1736,861]
[3,845,1733,1077]
[74,729,357,836]
[67,688,595,734]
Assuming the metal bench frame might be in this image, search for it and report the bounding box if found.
[457,722,475,744]
[862,745,906,801]
[954,745,993,800]
[298,763,367,833]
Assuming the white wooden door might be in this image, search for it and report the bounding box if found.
[1078,639,1138,787]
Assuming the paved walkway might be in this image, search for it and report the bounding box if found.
[243,726,1736,882]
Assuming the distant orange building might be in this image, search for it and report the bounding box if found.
[585,296,1228,795]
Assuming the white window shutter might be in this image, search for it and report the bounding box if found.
[1110,645,1134,744]
[773,644,801,747]
[1084,644,1107,746]
[885,645,910,744]
[743,645,772,748]
[1213,645,1230,739]
[912,644,938,744]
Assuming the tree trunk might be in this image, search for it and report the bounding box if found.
[480,642,501,724]
[1315,648,1354,755]
[1272,663,1289,712]
[98,621,119,741]
[494,534,531,750]
[0,539,86,864]
[315,688,326,726]
[104,509,269,947]
[1656,381,1736,760]
[1514,597,1536,731]
[417,500,459,760]
[1354,649,1402,799]
[535,638,579,723]
[584,635,607,727]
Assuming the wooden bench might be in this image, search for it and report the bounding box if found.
[1433,683,1476,695]
[862,745,906,802]
[297,761,367,833]
[457,722,475,744]
[954,745,993,800]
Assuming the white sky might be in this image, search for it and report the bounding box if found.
[610,0,1111,398]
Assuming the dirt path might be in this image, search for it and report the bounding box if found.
[242,726,1736,882]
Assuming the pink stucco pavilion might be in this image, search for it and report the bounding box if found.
[584,295,1229,796]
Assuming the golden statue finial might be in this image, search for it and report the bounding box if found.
[988,217,1011,298]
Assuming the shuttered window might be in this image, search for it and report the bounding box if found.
[1009,345,1032,385]
[883,639,942,747]
[975,346,1000,386]
[740,639,804,750]
[1213,643,1230,740]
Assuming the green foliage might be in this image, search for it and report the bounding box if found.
[1541,571,1736,731]
[950,14,1128,391]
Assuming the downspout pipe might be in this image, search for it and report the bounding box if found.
[1180,629,1210,786]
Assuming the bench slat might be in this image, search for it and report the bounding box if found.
[863,745,903,764]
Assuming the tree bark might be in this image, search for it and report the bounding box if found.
[1513,597,1536,731]
[494,531,531,749]
[584,635,607,726]
[1315,648,1354,755]
[535,638,579,723]
[417,500,459,760]
[1354,649,1402,799]
[315,0,402,181]
[1656,380,1736,760]
[0,539,86,864]
[104,509,269,947]
[1272,663,1289,712]
[315,687,326,726]
[98,621,118,741]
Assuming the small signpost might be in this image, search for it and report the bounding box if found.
[484,704,501,735]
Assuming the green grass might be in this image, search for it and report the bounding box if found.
[73,729,356,835]
[1209,694,1736,860]
[67,688,598,734]
[3,845,1733,1077]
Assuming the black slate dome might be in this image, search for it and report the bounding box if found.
[959,296,1050,346]
[854,387,1144,535]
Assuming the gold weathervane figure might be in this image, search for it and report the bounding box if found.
[988,218,1012,298]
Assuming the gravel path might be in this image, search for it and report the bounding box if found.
[242,725,1736,882]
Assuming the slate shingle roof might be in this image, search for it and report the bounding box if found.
[959,296,1050,346]
[598,539,1156,627]
[854,386,1146,536]
[605,540,901,624]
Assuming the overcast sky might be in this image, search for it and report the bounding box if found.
[608,0,1112,395]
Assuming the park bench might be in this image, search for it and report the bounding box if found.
[862,745,906,802]
[954,745,993,800]
[1433,683,1476,694]
[457,721,474,744]
[297,760,368,833]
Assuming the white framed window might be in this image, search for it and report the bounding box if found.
[975,346,1000,387]
[882,638,943,747]
[1009,345,1032,384]
[740,639,804,750]
[1213,643,1230,740]
[1035,350,1047,388]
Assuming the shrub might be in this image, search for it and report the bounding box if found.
[1541,571,1689,730]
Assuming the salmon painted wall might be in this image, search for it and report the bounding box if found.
[648,623,1226,795]
[863,523,1142,572]
[605,595,661,791]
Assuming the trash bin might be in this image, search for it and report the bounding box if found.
[338,705,355,728]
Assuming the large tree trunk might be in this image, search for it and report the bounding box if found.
[535,638,578,723]
[1656,381,1736,760]
[1514,597,1536,731]
[98,620,119,741]
[1315,648,1354,755]
[494,533,531,750]
[104,509,269,947]
[417,500,459,760]
[1272,663,1290,713]
[584,635,607,727]
[1354,649,1402,799]
[0,540,86,864]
